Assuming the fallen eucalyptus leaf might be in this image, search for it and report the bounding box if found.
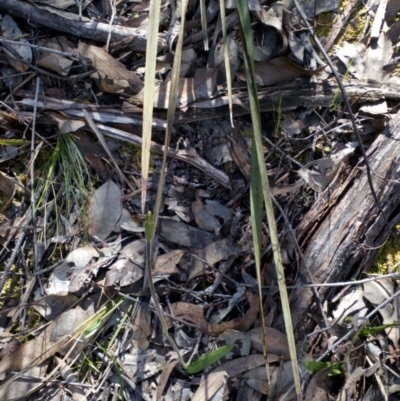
[88,180,123,240]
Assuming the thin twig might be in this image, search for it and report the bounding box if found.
[30,77,40,275]
[0,38,89,61]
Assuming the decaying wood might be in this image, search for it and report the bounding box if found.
[290,110,400,336]
[0,0,167,52]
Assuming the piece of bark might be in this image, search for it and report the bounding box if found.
[0,0,167,52]
[290,110,400,337]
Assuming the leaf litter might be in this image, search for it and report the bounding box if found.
[1,0,400,399]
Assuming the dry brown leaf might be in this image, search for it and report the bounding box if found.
[50,306,92,360]
[254,3,288,57]
[31,295,78,321]
[159,217,218,248]
[0,331,20,360]
[189,238,241,280]
[229,121,252,182]
[1,15,32,72]
[363,32,393,82]
[78,42,143,95]
[0,364,49,401]
[165,292,259,337]
[154,249,184,275]
[115,208,143,233]
[244,378,270,395]
[73,131,111,182]
[248,326,290,360]
[359,100,388,115]
[105,257,143,287]
[209,33,241,84]
[304,369,332,401]
[156,353,180,399]
[49,113,85,134]
[88,180,123,240]
[192,354,280,401]
[47,247,100,295]
[237,57,325,86]
[0,171,16,212]
[195,370,229,401]
[130,305,152,351]
[34,36,75,76]
[0,324,55,375]
[192,196,221,233]
[297,158,340,192]
[217,330,252,357]
[244,361,295,398]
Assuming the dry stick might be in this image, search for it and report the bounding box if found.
[0,0,167,51]
[0,38,89,61]
[292,0,396,240]
[30,77,40,276]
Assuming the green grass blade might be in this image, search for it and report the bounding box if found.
[185,344,236,374]
[249,144,269,379]
[235,0,302,397]
[141,0,162,213]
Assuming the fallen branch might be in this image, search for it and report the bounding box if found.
[0,0,167,52]
[290,110,400,337]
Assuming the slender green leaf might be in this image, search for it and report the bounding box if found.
[303,360,331,373]
[303,360,343,376]
[361,321,400,337]
[236,0,301,396]
[144,210,155,242]
[185,344,236,374]
[0,138,29,146]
